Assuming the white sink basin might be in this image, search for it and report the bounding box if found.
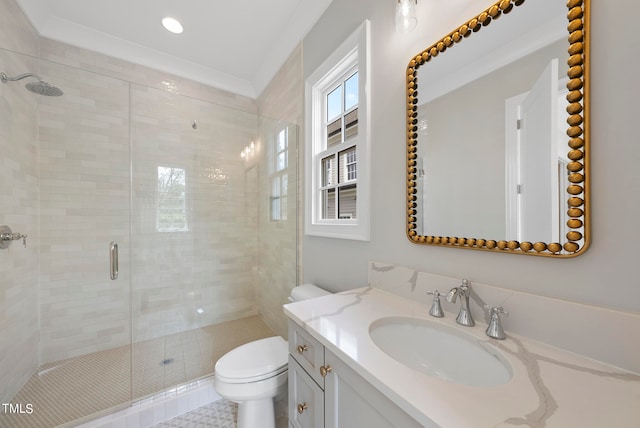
[369,316,512,387]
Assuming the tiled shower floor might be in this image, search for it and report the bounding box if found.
[0,316,275,428]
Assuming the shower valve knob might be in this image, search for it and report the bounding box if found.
[0,225,27,249]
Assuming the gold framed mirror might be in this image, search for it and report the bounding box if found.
[405,0,589,257]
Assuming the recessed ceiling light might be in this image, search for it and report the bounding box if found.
[162,17,183,34]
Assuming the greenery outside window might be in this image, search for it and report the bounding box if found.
[157,166,188,232]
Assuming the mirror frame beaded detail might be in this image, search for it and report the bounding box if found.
[405,0,590,257]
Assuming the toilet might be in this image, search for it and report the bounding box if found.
[214,284,330,428]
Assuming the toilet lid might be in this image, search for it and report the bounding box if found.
[215,336,288,383]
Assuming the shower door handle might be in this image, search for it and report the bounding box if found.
[110,241,118,280]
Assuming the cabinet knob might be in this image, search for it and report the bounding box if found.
[297,344,308,354]
[297,402,308,414]
[320,365,332,377]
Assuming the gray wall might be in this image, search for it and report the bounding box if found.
[302,0,640,316]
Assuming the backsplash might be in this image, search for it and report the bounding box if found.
[368,261,640,374]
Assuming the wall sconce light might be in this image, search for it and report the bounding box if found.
[240,141,255,159]
[396,0,418,33]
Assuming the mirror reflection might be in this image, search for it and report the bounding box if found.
[406,0,589,256]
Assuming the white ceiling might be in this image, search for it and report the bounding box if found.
[15,0,333,98]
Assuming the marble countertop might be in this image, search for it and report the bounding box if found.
[283,287,640,428]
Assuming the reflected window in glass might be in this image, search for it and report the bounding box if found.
[157,166,188,232]
[271,126,290,221]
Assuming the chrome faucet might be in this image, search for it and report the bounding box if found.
[445,279,475,326]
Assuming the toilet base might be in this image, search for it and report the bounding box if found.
[237,398,274,428]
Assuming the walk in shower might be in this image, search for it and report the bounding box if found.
[0,47,297,427]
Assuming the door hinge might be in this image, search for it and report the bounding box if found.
[516,119,522,130]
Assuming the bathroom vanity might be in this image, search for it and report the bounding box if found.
[284,283,640,427]
[287,319,423,428]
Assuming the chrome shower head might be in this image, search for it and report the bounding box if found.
[25,81,64,97]
[1,71,64,97]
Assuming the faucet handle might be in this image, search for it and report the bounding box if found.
[484,305,508,339]
[458,278,471,295]
[484,305,509,317]
[426,290,444,318]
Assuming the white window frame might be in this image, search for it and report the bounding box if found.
[305,20,371,241]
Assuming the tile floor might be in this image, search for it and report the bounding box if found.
[151,395,288,428]
[151,400,237,428]
[0,316,275,428]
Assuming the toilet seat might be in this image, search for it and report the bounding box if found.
[215,336,288,384]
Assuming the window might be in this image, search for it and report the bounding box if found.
[157,166,188,232]
[305,21,370,240]
[270,127,289,221]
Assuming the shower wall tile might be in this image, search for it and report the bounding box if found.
[0,50,40,402]
[0,0,39,56]
[38,38,258,115]
[257,44,304,126]
[37,60,132,364]
[256,44,304,338]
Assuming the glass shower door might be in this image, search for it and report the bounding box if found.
[34,58,134,423]
[130,84,270,399]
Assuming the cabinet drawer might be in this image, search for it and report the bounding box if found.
[288,355,324,428]
[288,320,325,387]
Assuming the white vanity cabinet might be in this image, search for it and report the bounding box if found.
[288,321,422,428]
